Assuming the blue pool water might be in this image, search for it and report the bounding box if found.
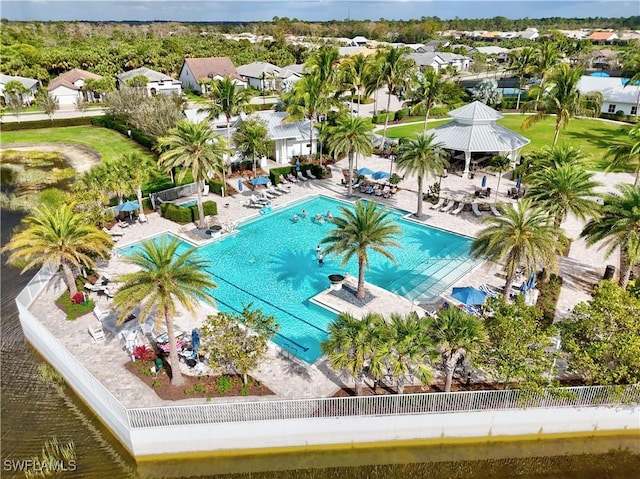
[178,200,197,208]
[120,196,478,363]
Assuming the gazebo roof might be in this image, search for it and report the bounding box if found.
[430,120,530,153]
[448,100,503,124]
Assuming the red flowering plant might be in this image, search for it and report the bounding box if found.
[71,292,86,304]
[133,345,155,361]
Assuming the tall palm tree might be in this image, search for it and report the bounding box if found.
[119,153,155,210]
[321,200,402,300]
[326,115,374,197]
[487,154,512,202]
[534,42,560,93]
[377,47,414,152]
[157,120,229,229]
[403,67,448,131]
[385,313,435,394]
[232,117,271,177]
[522,63,603,146]
[3,204,113,296]
[527,163,602,230]
[340,54,372,116]
[305,45,340,86]
[604,124,640,187]
[113,237,217,386]
[532,143,587,169]
[470,200,559,300]
[396,133,448,218]
[321,312,380,396]
[581,184,640,289]
[429,307,485,392]
[508,46,536,110]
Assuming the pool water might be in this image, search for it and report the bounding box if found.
[120,196,478,363]
[178,200,197,208]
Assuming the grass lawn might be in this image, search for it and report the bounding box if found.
[386,115,631,169]
[1,125,155,163]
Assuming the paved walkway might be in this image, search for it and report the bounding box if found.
[27,160,634,407]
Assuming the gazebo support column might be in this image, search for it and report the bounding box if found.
[463,151,472,178]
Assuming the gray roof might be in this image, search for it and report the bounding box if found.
[406,53,445,67]
[434,52,471,62]
[0,74,39,90]
[282,64,305,75]
[448,101,504,123]
[117,67,177,83]
[251,111,314,140]
[236,62,279,79]
[577,75,639,104]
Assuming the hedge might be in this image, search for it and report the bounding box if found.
[269,164,324,184]
[208,180,225,196]
[1,116,94,131]
[161,200,218,223]
[191,200,218,220]
[91,115,156,150]
[394,108,409,121]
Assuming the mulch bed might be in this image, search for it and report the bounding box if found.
[125,360,275,401]
[332,381,506,397]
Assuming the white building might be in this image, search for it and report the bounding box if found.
[577,75,639,117]
[236,62,302,92]
[116,67,182,96]
[179,57,246,94]
[47,68,103,107]
[406,52,471,72]
[0,74,40,105]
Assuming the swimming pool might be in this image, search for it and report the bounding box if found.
[120,196,478,363]
[177,200,197,208]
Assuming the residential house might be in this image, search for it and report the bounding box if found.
[469,46,511,63]
[179,57,247,94]
[577,75,639,116]
[47,68,103,107]
[406,52,471,72]
[349,36,369,47]
[619,31,640,43]
[589,49,618,70]
[0,74,40,105]
[588,31,619,44]
[518,28,540,41]
[236,61,301,92]
[116,67,182,96]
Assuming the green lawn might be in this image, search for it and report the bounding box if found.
[386,115,631,168]
[1,125,155,163]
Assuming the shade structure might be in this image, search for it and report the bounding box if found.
[527,271,536,290]
[481,175,487,188]
[250,176,270,186]
[237,179,244,192]
[357,167,375,176]
[372,171,390,180]
[451,286,487,305]
[191,329,200,354]
[118,201,140,212]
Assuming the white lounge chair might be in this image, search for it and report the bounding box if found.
[279,174,289,184]
[138,213,148,224]
[93,305,111,321]
[275,184,290,194]
[472,203,483,217]
[102,227,124,237]
[260,190,277,200]
[305,170,317,179]
[85,283,104,293]
[89,326,106,343]
[430,198,445,210]
[440,199,455,212]
[490,205,503,217]
[287,173,298,183]
[479,284,500,297]
[243,200,262,209]
[297,171,308,181]
[450,202,465,215]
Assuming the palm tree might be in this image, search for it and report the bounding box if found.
[113,237,217,386]
[429,307,485,392]
[377,47,414,152]
[119,153,155,210]
[508,46,536,110]
[531,143,587,169]
[403,67,448,131]
[581,184,640,289]
[232,118,271,177]
[157,120,228,229]
[305,45,340,86]
[470,200,559,300]
[3,204,113,297]
[385,313,435,394]
[340,54,372,116]
[321,312,380,396]
[522,63,603,146]
[321,200,402,300]
[487,154,511,202]
[534,42,560,93]
[604,124,640,187]
[396,133,448,218]
[326,115,374,197]
[527,163,602,230]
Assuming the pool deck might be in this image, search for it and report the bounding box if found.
[27,154,634,407]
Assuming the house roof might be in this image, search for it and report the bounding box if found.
[588,31,617,40]
[577,75,639,104]
[182,57,244,82]
[47,68,102,91]
[448,101,504,123]
[236,62,280,79]
[435,52,471,62]
[251,111,314,140]
[116,67,177,83]
[473,46,510,55]
[282,64,305,75]
[0,74,39,90]
[406,53,445,67]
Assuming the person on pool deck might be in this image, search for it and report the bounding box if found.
[318,253,324,266]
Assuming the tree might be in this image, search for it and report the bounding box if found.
[325,115,374,197]
[403,67,449,131]
[479,296,556,389]
[321,312,381,396]
[105,85,147,118]
[75,97,89,116]
[527,163,601,230]
[305,45,340,86]
[321,200,402,300]
[558,280,640,385]
[232,118,271,177]
[112,237,217,387]
[522,63,603,146]
[129,93,185,138]
[604,124,640,187]
[340,53,373,116]
[35,87,58,121]
[125,74,149,89]
[472,78,502,106]
[157,120,229,229]
[487,154,511,202]
[470,200,559,301]
[396,133,448,218]
[3,80,28,121]
[118,153,155,209]
[508,46,536,110]
[200,305,279,385]
[2,204,113,297]
[429,307,485,392]
[533,42,560,93]
[581,184,640,289]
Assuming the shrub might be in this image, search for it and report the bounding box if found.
[428,106,450,118]
[70,292,85,305]
[215,375,233,394]
[372,113,388,124]
[55,291,94,320]
[0,116,93,131]
[394,108,409,121]
[91,115,156,150]
[208,180,225,196]
[537,274,563,327]
[160,203,193,223]
[190,200,218,220]
[133,345,155,361]
[141,197,153,211]
[269,166,295,185]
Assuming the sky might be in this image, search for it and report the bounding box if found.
[1,1,637,23]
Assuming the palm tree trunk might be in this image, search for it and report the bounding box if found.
[634,164,640,188]
[61,262,77,297]
[553,117,561,146]
[380,86,393,153]
[495,171,502,202]
[444,355,458,392]
[416,174,424,218]
[516,77,523,110]
[164,306,185,387]
[619,262,632,290]
[503,273,515,302]
[347,151,354,198]
[135,185,143,213]
[356,255,366,300]
[309,117,314,162]
[357,89,362,116]
[423,104,431,131]
[196,180,205,229]
[355,375,363,396]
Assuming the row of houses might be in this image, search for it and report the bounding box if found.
[439,29,640,44]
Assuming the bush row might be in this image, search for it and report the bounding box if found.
[268,164,323,184]
[160,200,218,223]
[1,116,94,131]
[91,115,156,150]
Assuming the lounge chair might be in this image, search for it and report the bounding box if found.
[440,199,455,212]
[102,227,124,237]
[430,198,445,210]
[93,305,111,321]
[462,304,480,315]
[490,205,503,217]
[450,202,465,216]
[296,171,308,181]
[479,284,500,297]
[138,213,148,224]
[279,174,289,184]
[266,186,282,196]
[287,173,298,183]
[260,189,277,200]
[85,283,104,293]
[305,170,317,179]
[243,200,262,209]
[88,326,106,343]
[471,203,483,217]
[274,184,290,194]
[250,194,269,205]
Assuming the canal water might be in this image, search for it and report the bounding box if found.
[1,209,639,478]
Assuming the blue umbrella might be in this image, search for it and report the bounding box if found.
[520,281,529,294]
[515,175,522,189]
[451,286,487,305]
[481,175,487,188]
[250,176,270,186]
[191,329,200,354]
[591,71,610,77]
[527,271,537,290]
[237,179,244,192]
[372,171,390,180]
[295,159,301,172]
[357,167,374,176]
[118,200,140,212]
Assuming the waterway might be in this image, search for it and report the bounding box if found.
[1,209,639,478]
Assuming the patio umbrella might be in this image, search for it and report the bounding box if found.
[191,329,200,354]
[481,175,487,188]
[372,171,390,180]
[520,281,529,294]
[250,176,270,186]
[591,71,610,77]
[451,286,487,305]
[150,194,156,210]
[295,159,301,172]
[237,179,244,192]
[118,200,140,212]
[357,167,374,176]
[515,175,522,190]
[527,271,537,290]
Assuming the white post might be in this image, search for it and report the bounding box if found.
[463,151,472,178]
